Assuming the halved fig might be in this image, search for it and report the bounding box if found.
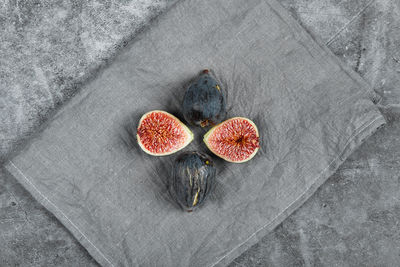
[203,117,260,163]
[137,110,193,156]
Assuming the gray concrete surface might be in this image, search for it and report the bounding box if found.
[230,109,400,266]
[0,167,98,266]
[0,0,178,162]
[1,0,400,266]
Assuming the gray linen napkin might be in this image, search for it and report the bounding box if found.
[5,0,385,266]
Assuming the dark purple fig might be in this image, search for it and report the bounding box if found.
[169,151,216,212]
[183,69,226,127]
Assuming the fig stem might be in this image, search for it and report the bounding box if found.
[200,120,209,127]
[202,69,209,74]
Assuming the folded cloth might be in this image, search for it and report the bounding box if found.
[5,0,385,266]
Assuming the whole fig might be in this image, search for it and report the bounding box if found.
[169,151,216,212]
[183,69,226,127]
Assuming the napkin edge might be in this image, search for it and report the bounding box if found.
[211,114,385,267]
[4,114,385,267]
[4,161,114,267]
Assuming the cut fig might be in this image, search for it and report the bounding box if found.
[204,117,260,163]
[137,110,193,156]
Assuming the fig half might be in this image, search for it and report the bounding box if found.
[204,117,260,163]
[136,110,193,156]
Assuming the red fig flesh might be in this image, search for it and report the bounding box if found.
[204,117,260,163]
[137,110,193,156]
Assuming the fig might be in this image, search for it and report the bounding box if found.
[183,69,226,127]
[204,117,260,163]
[136,110,193,156]
[169,151,216,212]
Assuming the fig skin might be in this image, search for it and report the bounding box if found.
[169,151,216,212]
[182,69,226,127]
